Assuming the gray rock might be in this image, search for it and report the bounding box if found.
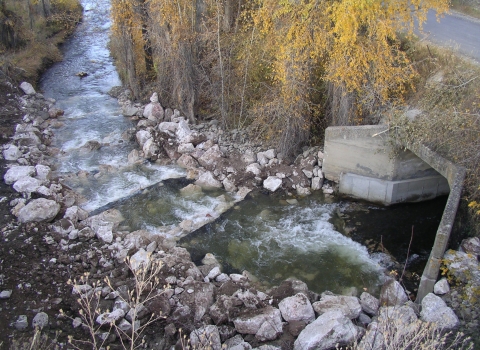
[17,198,60,223]
[420,293,459,330]
[4,165,36,185]
[294,310,361,350]
[177,154,199,169]
[263,176,282,192]
[96,309,125,325]
[360,292,379,316]
[278,293,315,324]
[32,312,49,329]
[122,105,139,117]
[222,177,237,192]
[15,315,28,331]
[176,120,192,142]
[190,325,222,350]
[242,150,256,164]
[460,237,480,257]
[443,249,480,284]
[233,306,283,341]
[433,278,450,295]
[313,293,362,319]
[379,279,408,307]
[20,82,36,95]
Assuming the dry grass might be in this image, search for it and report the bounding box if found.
[450,0,480,19]
[386,41,480,236]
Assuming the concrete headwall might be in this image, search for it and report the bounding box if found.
[323,125,449,205]
[322,125,466,302]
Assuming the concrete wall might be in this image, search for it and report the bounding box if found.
[322,125,466,302]
[323,125,449,205]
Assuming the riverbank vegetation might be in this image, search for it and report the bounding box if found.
[0,0,82,84]
[110,0,480,235]
[109,0,448,157]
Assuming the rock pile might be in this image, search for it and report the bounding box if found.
[0,83,468,349]
[118,91,334,199]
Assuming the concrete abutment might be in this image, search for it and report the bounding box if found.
[323,125,465,302]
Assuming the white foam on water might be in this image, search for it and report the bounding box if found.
[79,165,186,212]
[245,204,381,273]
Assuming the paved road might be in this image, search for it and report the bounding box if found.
[417,10,480,62]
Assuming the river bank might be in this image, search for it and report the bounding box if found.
[0,80,477,349]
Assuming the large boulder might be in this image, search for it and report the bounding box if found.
[312,293,362,319]
[293,310,362,350]
[420,293,459,330]
[263,176,282,192]
[360,292,379,316]
[278,293,315,324]
[379,279,408,307]
[357,305,418,350]
[3,144,22,161]
[13,176,42,194]
[233,306,283,341]
[195,171,222,189]
[198,144,223,169]
[17,198,60,223]
[4,166,36,185]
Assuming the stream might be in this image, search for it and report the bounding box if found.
[39,0,447,296]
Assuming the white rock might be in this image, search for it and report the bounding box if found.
[3,144,21,161]
[246,163,262,176]
[178,142,195,154]
[311,176,324,190]
[13,176,42,194]
[36,186,51,196]
[136,130,152,147]
[0,290,12,299]
[20,82,36,95]
[433,278,450,295]
[263,176,282,192]
[35,164,51,182]
[158,122,178,134]
[222,177,237,192]
[294,310,361,350]
[143,138,159,158]
[296,186,311,196]
[4,166,35,184]
[195,171,222,189]
[420,293,459,330]
[206,266,222,280]
[242,150,256,164]
[278,293,315,324]
[176,120,192,142]
[130,248,151,272]
[17,198,60,223]
[64,206,88,222]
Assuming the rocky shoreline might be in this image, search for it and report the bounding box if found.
[0,83,478,349]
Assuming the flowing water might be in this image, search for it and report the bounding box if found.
[37,0,447,296]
